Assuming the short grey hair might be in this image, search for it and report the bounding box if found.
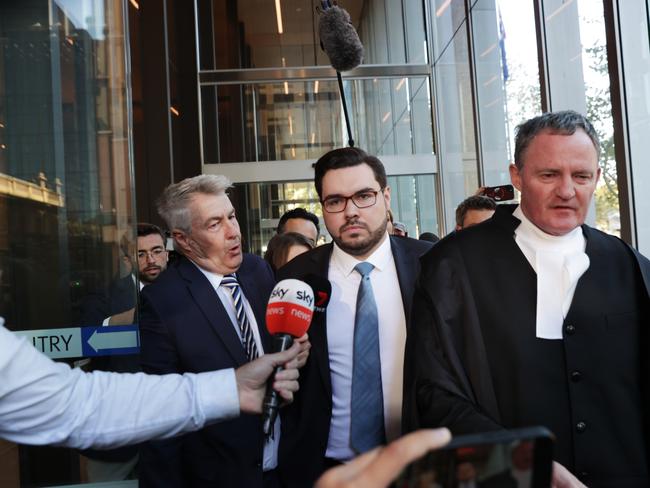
[514,110,600,169]
[156,174,232,234]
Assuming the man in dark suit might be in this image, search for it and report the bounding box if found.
[404,111,650,487]
[138,175,306,487]
[277,147,432,486]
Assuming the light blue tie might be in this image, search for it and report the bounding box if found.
[221,274,259,361]
[350,262,385,453]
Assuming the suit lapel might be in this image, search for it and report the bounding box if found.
[178,258,249,366]
[390,236,419,328]
[308,245,334,398]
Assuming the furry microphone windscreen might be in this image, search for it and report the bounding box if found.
[318,6,364,72]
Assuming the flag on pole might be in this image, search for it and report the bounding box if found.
[498,6,509,81]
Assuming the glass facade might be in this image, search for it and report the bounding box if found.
[612,1,650,254]
[201,76,434,164]
[2,0,650,485]
[196,0,427,70]
[197,0,438,241]
[0,0,137,485]
[432,15,479,229]
[539,0,619,235]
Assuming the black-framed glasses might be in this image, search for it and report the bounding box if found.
[321,189,383,213]
[137,248,166,260]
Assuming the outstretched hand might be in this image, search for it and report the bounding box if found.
[552,461,587,488]
[315,428,452,488]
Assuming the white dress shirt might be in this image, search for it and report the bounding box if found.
[325,234,406,461]
[513,206,589,339]
[0,320,239,449]
[195,265,280,471]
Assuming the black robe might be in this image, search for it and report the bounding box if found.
[403,205,650,487]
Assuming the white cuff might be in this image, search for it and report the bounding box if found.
[195,368,240,424]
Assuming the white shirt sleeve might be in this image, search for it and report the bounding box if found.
[0,324,240,449]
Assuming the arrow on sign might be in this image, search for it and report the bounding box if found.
[87,328,139,353]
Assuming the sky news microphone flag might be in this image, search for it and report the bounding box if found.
[263,279,315,437]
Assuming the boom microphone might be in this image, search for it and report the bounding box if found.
[318,5,364,72]
[262,279,315,437]
[318,3,364,147]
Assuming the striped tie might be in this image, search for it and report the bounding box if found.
[221,274,259,360]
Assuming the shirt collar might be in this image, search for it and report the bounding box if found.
[513,205,584,249]
[331,232,392,277]
[191,260,226,289]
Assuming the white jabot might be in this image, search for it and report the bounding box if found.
[513,206,589,339]
[325,234,406,461]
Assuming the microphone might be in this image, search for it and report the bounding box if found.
[318,4,364,147]
[262,279,315,437]
[301,274,332,316]
[318,5,364,72]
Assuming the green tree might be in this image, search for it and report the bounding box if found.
[585,43,619,234]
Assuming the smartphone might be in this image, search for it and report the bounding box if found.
[483,184,515,201]
[392,426,554,488]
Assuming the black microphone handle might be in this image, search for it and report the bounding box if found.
[262,333,294,437]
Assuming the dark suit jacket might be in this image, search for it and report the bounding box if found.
[138,254,276,488]
[276,236,432,487]
[403,205,650,486]
[80,274,137,326]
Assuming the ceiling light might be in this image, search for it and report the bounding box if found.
[275,0,284,34]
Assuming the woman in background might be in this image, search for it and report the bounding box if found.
[264,232,314,273]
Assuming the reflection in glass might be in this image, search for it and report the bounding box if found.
[471,0,511,187]
[202,77,433,163]
[541,0,619,235]
[0,0,136,484]
[0,0,135,331]
[497,0,542,141]
[196,0,427,70]
[617,2,650,252]
[433,20,479,230]
[576,0,619,236]
[431,0,468,62]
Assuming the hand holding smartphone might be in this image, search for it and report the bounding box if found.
[392,427,554,488]
[482,184,515,201]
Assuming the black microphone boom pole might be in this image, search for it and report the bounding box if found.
[337,71,354,147]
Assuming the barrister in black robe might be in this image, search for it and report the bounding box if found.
[403,111,650,488]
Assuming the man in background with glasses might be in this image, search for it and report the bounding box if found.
[135,223,169,286]
[79,222,169,481]
[276,147,432,487]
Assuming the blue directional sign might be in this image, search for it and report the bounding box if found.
[82,325,140,357]
[15,325,140,359]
